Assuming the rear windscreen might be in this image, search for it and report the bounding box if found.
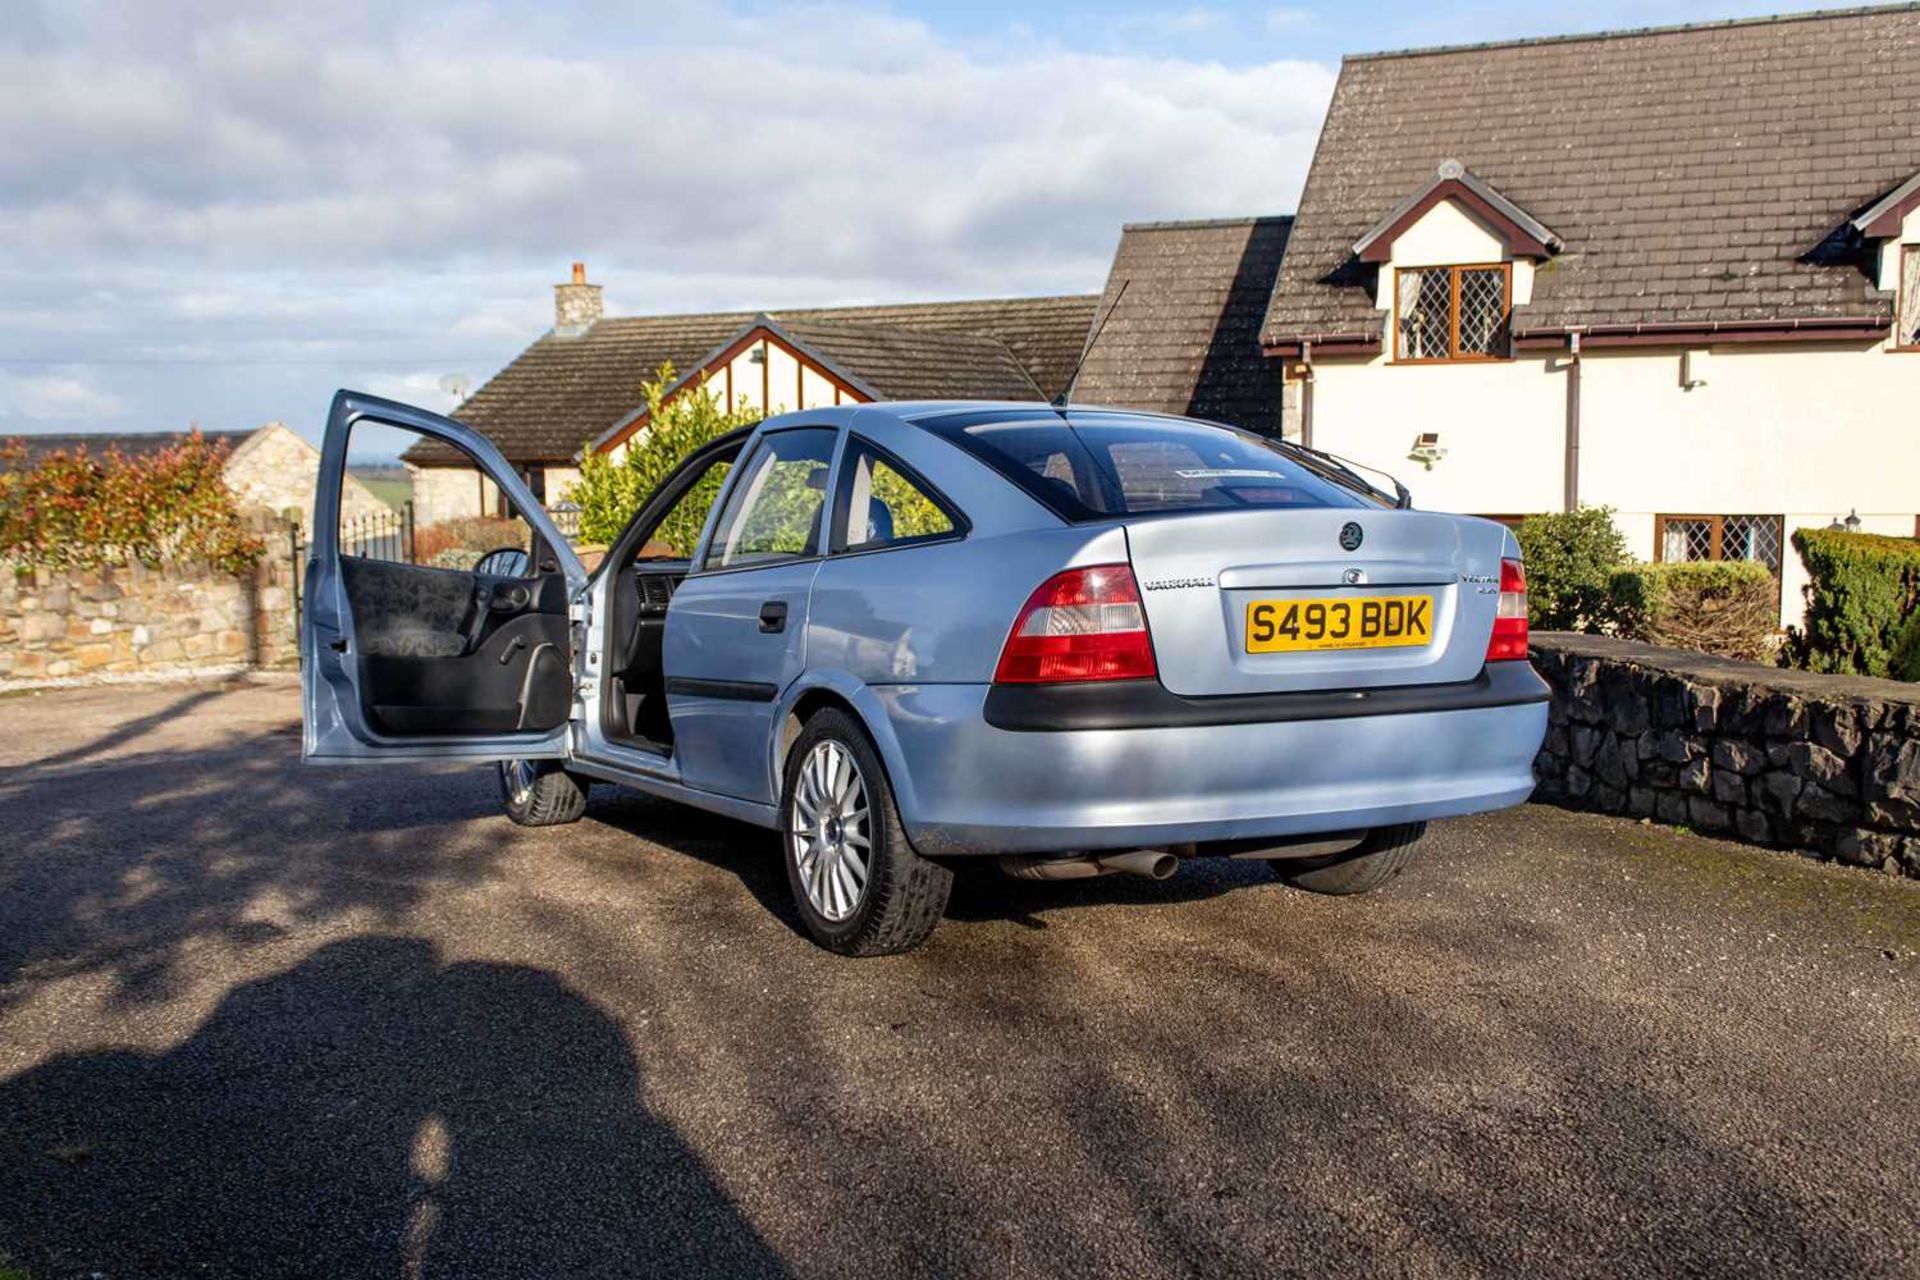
[924,412,1377,521]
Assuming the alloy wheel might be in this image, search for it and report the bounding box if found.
[790,740,872,922]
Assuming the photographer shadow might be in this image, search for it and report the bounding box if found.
[0,935,788,1280]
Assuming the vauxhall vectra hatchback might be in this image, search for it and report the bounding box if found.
[304,393,1549,955]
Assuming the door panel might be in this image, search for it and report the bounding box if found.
[303,390,586,763]
[663,561,820,802]
[342,557,570,736]
[662,425,840,802]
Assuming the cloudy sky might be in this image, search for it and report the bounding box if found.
[0,0,1857,441]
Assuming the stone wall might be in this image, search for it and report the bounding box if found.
[0,520,300,688]
[225,422,387,534]
[1531,634,1920,880]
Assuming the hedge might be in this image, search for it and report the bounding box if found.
[1784,528,1920,678]
[0,432,262,574]
[1608,560,1777,662]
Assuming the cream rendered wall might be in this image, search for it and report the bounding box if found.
[1874,205,1920,290]
[1315,197,1563,514]
[604,334,863,465]
[1303,196,1920,627]
[763,343,800,416]
[1583,339,1919,625]
[542,466,582,505]
[801,364,841,408]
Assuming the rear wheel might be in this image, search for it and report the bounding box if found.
[1273,822,1425,895]
[499,759,589,827]
[782,709,952,957]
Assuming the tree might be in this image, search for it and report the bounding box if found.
[566,364,763,547]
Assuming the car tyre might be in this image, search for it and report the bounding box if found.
[782,708,952,957]
[499,759,589,827]
[1273,822,1425,895]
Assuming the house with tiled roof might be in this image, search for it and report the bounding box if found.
[404,266,1098,525]
[1072,216,1293,434]
[409,5,1917,629]
[1259,3,1920,623]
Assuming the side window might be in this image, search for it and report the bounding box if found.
[703,428,837,570]
[832,441,961,553]
[346,419,538,574]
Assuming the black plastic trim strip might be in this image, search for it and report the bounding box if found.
[982,660,1550,732]
[665,677,779,703]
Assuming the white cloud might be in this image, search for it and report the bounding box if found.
[1116,9,1234,38]
[0,370,128,422]
[0,1,1337,434]
[1266,8,1312,30]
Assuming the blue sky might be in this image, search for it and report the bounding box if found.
[0,0,1867,444]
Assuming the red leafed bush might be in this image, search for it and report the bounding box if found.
[0,431,264,574]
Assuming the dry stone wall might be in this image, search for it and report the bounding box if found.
[1531,634,1920,880]
[0,518,299,687]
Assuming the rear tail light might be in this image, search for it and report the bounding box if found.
[1485,557,1529,662]
[994,564,1158,683]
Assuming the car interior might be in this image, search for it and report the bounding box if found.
[597,439,745,753]
[335,422,574,739]
[340,543,572,737]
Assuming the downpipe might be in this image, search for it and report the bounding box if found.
[999,850,1178,881]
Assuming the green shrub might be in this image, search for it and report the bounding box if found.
[1886,607,1920,683]
[1609,560,1777,662]
[1513,507,1629,631]
[0,432,262,573]
[1784,528,1920,677]
[566,363,764,546]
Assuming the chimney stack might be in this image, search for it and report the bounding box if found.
[554,261,603,336]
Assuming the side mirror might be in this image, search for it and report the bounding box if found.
[474,546,530,578]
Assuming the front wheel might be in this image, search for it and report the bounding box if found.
[782,709,952,957]
[1272,822,1426,895]
[499,759,589,827]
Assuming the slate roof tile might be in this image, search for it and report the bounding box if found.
[1264,5,1920,343]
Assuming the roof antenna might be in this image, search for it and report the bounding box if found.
[1053,278,1129,411]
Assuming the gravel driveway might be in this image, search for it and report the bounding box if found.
[0,676,1915,1278]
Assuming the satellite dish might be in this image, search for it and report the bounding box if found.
[438,373,472,404]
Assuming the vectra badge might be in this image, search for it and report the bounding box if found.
[1338,522,1364,552]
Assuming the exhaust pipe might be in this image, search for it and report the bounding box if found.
[999,850,1178,882]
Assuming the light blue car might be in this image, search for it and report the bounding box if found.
[305,392,1548,955]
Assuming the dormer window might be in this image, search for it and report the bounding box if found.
[1395,263,1511,361]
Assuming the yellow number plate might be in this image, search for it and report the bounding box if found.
[1245,595,1433,653]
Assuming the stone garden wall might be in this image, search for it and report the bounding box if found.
[0,518,300,688]
[1531,633,1920,880]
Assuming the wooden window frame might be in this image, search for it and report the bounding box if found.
[1392,262,1513,364]
[1895,243,1920,353]
[1653,513,1787,612]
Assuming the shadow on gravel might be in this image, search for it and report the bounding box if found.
[581,787,1289,939]
[0,696,512,1012]
[0,935,788,1280]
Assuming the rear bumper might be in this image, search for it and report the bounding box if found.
[874,665,1549,856]
[982,659,1548,731]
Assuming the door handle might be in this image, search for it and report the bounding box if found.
[758,600,789,633]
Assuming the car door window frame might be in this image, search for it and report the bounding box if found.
[827,435,971,558]
[598,429,752,577]
[692,425,843,576]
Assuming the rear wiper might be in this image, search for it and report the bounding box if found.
[1285,443,1412,509]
